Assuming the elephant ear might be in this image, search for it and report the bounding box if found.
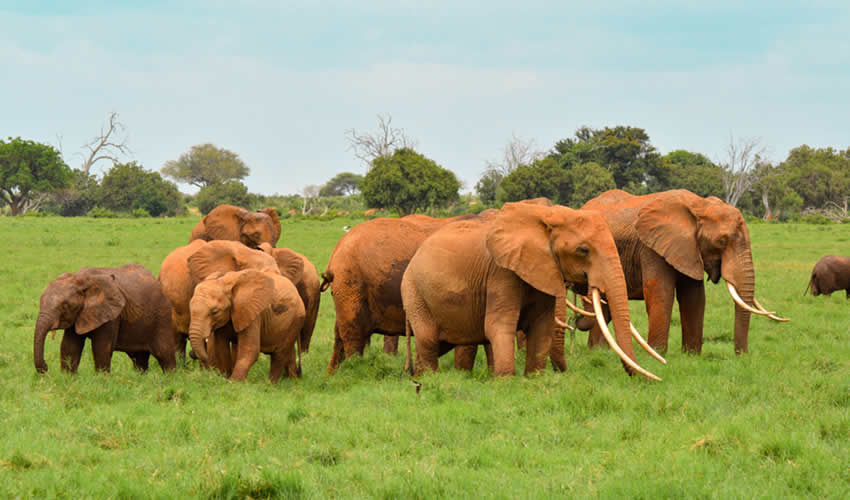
[485,202,563,297]
[204,206,245,241]
[188,242,238,282]
[230,270,274,332]
[258,207,281,246]
[636,193,704,281]
[75,275,127,334]
[271,248,304,284]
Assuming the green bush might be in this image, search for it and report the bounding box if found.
[798,213,834,224]
[131,208,151,218]
[87,206,118,218]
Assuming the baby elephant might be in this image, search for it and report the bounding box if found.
[806,255,850,297]
[188,269,305,382]
[34,264,176,374]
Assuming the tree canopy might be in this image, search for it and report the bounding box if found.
[195,180,253,215]
[161,143,250,188]
[0,137,72,215]
[320,172,363,196]
[99,162,182,216]
[360,148,460,215]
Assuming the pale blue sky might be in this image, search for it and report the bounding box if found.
[2,1,848,195]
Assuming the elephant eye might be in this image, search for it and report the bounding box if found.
[717,236,728,248]
[576,246,590,256]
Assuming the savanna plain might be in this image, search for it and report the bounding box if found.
[0,216,848,498]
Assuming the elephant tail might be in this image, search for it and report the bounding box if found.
[804,273,814,296]
[320,270,334,292]
[404,319,414,376]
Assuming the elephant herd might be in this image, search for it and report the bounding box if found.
[35,191,845,383]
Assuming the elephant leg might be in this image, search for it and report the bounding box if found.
[212,334,233,376]
[524,314,554,375]
[128,352,150,372]
[230,326,261,382]
[550,329,566,372]
[454,345,478,371]
[586,301,612,348]
[515,330,527,350]
[327,323,346,374]
[643,277,676,354]
[484,344,494,372]
[60,331,85,373]
[676,277,705,354]
[151,342,177,373]
[268,348,294,383]
[383,335,399,354]
[175,332,188,362]
[90,325,118,373]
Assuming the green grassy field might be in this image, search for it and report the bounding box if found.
[0,216,848,498]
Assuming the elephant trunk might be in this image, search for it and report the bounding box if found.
[729,244,755,354]
[590,253,639,373]
[34,312,56,373]
[188,317,211,365]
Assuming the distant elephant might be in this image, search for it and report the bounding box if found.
[189,269,305,382]
[806,255,850,297]
[320,213,482,373]
[190,204,281,249]
[34,264,176,374]
[260,244,321,354]
[402,202,661,379]
[578,189,787,355]
[158,240,281,359]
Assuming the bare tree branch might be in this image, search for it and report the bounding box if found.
[485,133,544,177]
[345,114,417,169]
[721,135,768,208]
[80,111,131,175]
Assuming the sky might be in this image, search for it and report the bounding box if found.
[2,1,848,195]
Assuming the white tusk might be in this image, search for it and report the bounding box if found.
[554,317,575,331]
[592,289,661,381]
[726,282,771,316]
[629,323,666,364]
[752,298,790,322]
[565,297,595,317]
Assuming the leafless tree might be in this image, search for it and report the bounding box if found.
[301,184,321,215]
[79,111,131,175]
[485,133,544,177]
[345,114,416,169]
[721,135,768,208]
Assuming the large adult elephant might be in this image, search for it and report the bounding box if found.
[321,213,484,373]
[259,244,321,354]
[158,240,283,359]
[402,202,660,379]
[190,204,281,249]
[34,265,176,373]
[579,189,787,354]
[806,255,850,297]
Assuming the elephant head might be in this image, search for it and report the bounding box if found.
[634,189,785,354]
[201,205,281,249]
[486,202,658,379]
[187,240,279,284]
[34,270,142,373]
[188,270,274,364]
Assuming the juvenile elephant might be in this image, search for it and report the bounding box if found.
[806,255,850,297]
[320,213,482,373]
[189,269,305,382]
[260,244,321,354]
[190,204,281,249]
[158,240,281,359]
[34,264,176,374]
[579,189,787,355]
[402,202,661,379]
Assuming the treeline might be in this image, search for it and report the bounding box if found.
[3,123,849,221]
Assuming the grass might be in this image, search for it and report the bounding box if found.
[0,215,848,498]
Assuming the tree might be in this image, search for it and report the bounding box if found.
[346,114,416,168]
[161,143,250,188]
[486,133,544,177]
[721,136,768,208]
[319,172,363,196]
[497,158,568,204]
[0,137,72,215]
[567,162,616,207]
[46,169,100,216]
[474,169,503,205]
[777,145,850,210]
[79,111,131,175]
[195,180,253,215]
[300,184,322,215]
[99,162,182,216]
[360,148,460,215]
[658,150,724,197]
